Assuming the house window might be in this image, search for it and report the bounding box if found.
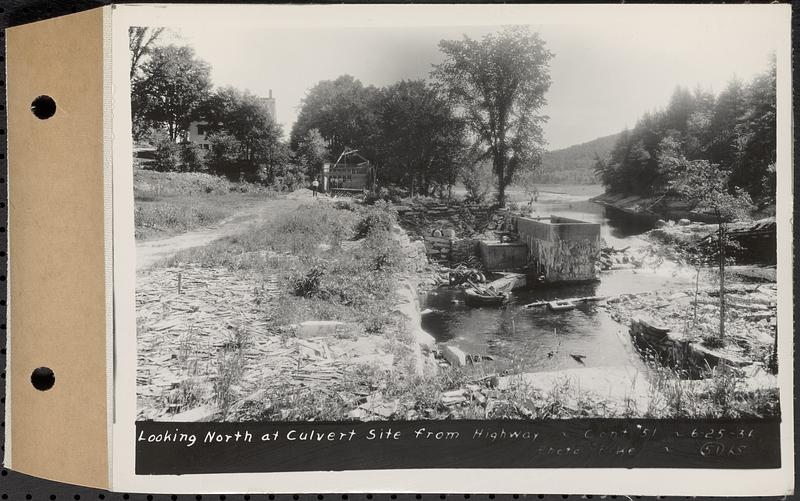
[197,124,207,135]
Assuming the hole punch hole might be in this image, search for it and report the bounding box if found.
[30,367,55,391]
[31,95,57,120]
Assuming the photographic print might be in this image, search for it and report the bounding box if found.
[118,4,790,486]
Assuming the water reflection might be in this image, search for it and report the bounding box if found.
[422,286,645,373]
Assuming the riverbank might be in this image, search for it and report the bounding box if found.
[137,194,440,421]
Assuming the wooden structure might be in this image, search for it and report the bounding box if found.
[323,148,375,193]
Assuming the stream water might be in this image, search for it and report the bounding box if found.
[421,186,697,374]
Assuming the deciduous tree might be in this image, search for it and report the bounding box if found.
[658,139,755,345]
[296,128,330,179]
[134,45,212,141]
[290,75,381,160]
[376,80,466,195]
[202,87,288,181]
[129,27,165,79]
[432,26,553,204]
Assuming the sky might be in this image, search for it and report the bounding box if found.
[160,11,780,151]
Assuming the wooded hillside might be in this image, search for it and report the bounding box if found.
[594,57,776,208]
[532,133,619,184]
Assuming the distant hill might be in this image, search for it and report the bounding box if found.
[533,132,620,185]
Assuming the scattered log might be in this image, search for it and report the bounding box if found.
[523,295,606,309]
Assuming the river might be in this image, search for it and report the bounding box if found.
[420,184,697,374]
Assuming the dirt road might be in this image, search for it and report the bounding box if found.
[136,189,323,270]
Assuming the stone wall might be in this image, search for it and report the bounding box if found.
[451,238,480,263]
[629,318,748,379]
[423,236,481,265]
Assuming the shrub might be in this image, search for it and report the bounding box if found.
[461,160,494,203]
[291,266,325,297]
[152,137,180,172]
[179,142,205,172]
[701,335,726,349]
[353,205,396,240]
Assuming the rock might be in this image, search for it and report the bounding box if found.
[441,345,468,367]
[443,229,456,238]
[164,404,217,422]
[654,219,667,228]
[678,218,692,226]
[347,408,370,420]
[298,320,348,339]
[414,328,436,350]
[442,389,467,398]
[442,395,467,406]
[433,229,443,237]
[358,394,399,418]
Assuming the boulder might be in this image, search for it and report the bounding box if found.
[298,320,348,338]
[414,328,436,350]
[442,345,468,367]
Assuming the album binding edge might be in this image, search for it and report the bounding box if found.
[6,6,111,489]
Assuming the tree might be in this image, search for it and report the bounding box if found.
[295,128,329,179]
[206,132,243,178]
[134,45,212,141]
[432,26,553,204]
[596,57,776,208]
[290,75,381,160]
[708,76,747,169]
[179,142,204,172]
[375,80,467,195]
[129,27,167,140]
[129,27,166,79]
[202,87,288,181]
[732,55,777,205]
[460,145,495,203]
[659,139,755,345]
[151,133,180,172]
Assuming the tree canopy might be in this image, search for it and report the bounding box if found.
[202,87,288,181]
[133,44,212,141]
[432,26,554,204]
[129,27,165,79]
[290,75,381,161]
[374,80,467,195]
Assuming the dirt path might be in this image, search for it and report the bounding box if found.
[136,189,324,270]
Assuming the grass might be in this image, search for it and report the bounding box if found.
[134,167,271,199]
[641,347,779,419]
[134,168,279,240]
[161,202,409,334]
